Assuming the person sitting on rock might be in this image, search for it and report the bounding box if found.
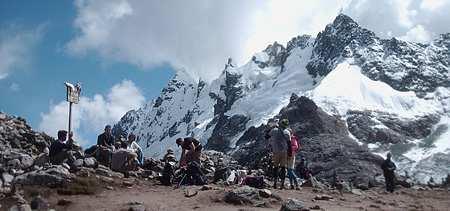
[297,157,311,180]
[176,137,202,167]
[381,152,396,193]
[111,142,138,174]
[49,130,75,165]
[97,125,115,149]
[96,125,115,167]
[268,118,292,189]
[126,133,143,165]
[162,148,177,163]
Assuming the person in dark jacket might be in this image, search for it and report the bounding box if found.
[381,152,396,193]
[49,130,74,165]
[97,125,115,148]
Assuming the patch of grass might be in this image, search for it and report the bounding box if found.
[57,176,101,195]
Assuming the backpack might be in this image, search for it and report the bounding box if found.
[291,134,300,153]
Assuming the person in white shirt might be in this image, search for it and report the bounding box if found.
[127,133,144,165]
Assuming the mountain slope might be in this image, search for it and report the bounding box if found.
[114,14,450,183]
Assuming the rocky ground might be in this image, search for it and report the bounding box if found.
[1,112,450,211]
[1,176,450,211]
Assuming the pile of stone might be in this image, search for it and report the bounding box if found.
[0,112,54,194]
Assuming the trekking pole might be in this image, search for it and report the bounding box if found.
[176,172,188,189]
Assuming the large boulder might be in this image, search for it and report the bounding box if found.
[233,96,384,185]
[14,165,73,187]
[280,198,308,211]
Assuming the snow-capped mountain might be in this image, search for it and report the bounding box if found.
[114,14,450,184]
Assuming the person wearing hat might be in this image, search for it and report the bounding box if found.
[268,118,292,189]
[163,148,176,163]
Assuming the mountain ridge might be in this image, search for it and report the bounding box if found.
[114,14,450,183]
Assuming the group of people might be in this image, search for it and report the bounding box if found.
[49,120,398,193]
[266,118,302,190]
[49,125,144,174]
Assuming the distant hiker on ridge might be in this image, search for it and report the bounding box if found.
[381,152,397,193]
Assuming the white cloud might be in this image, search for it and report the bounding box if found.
[400,25,432,43]
[9,82,20,92]
[39,80,145,147]
[67,0,450,80]
[0,25,43,79]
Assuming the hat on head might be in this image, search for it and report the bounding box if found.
[280,119,289,127]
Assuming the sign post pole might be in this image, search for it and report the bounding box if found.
[65,82,81,139]
[68,101,73,136]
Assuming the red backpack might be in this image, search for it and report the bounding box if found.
[291,134,300,153]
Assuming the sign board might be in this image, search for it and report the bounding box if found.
[65,82,81,104]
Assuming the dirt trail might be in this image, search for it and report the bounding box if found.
[39,181,450,211]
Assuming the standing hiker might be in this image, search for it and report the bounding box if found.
[287,128,300,190]
[268,118,292,189]
[381,152,396,193]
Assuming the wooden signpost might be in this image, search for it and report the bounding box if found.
[64,82,81,136]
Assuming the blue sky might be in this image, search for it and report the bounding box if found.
[0,1,173,145]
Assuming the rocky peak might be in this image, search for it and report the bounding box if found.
[307,14,377,78]
[286,35,312,51]
[261,41,288,67]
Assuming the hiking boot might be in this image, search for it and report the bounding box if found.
[290,185,295,190]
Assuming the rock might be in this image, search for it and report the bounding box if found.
[200,185,213,191]
[185,188,198,197]
[2,172,14,185]
[14,165,72,187]
[83,157,97,168]
[33,153,49,167]
[280,198,308,211]
[95,168,112,177]
[30,195,49,210]
[351,189,363,195]
[128,205,146,211]
[224,186,258,205]
[62,163,71,170]
[8,204,32,211]
[73,159,84,168]
[57,199,72,206]
[7,159,21,169]
[259,189,272,198]
[310,205,321,210]
[314,194,333,201]
[76,167,95,177]
[123,180,135,187]
[20,154,34,169]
